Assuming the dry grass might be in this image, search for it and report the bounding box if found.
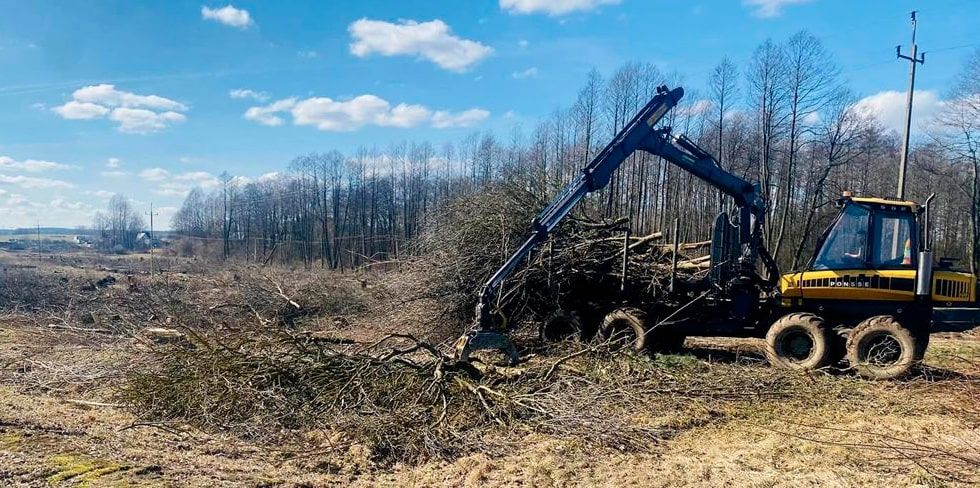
[2,249,979,486]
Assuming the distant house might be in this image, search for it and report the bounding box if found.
[74,235,94,247]
[136,232,164,249]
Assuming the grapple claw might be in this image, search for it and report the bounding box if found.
[454,330,519,365]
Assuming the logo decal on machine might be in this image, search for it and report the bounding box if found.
[800,274,914,292]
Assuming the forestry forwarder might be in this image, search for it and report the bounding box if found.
[455,85,979,380]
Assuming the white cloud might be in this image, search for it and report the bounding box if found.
[4,193,36,207]
[512,67,539,79]
[0,192,100,226]
[50,198,94,211]
[676,99,712,118]
[140,169,221,196]
[298,50,318,59]
[0,156,73,172]
[175,171,220,186]
[742,0,812,18]
[0,174,74,189]
[229,88,269,101]
[52,84,188,134]
[201,5,254,29]
[518,39,529,48]
[107,157,121,168]
[72,84,186,111]
[802,111,821,125]
[432,109,491,128]
[53,101,109,119]
[86,190,115,199]
[110,108,187,134]
[851,90,945,135]
[291,95,428,130]
[228,175,252,186]
[500,0,620,16]
[101,170,127,178]
[258,171,281,183]
[244,97,297,126]
[139,168,171,181]
[348,18,492,72]
[245,94,489,131]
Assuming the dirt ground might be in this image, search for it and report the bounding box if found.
[1,250,979,487]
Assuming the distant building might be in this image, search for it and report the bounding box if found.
[74,235,94,247]
[136,232,164,249]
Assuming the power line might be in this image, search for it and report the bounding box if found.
[925,41,980,55]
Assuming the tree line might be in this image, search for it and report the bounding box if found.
[166,32,980,275]
[93,195,146,251]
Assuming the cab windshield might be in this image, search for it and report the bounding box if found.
[812,204,869,270]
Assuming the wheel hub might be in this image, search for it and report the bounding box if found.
[860,332,902,366]
[781,330,814,361]
[607,322,637,348]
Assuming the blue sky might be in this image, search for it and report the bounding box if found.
[0,0,977,229]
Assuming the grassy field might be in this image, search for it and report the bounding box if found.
[0,233,75,243]
[0,250,977,486]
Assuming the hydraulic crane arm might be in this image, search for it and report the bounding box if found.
[472,85,683,330]
[457,85,774,363]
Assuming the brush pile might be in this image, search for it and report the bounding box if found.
[407,183,710,333]
[119,328,813,466]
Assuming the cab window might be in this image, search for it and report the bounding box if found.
[812,204,869,270]
[872,212,915,268]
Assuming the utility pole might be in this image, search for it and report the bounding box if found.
[36,221,42,262]
[147,203,158,275]
[896,10,926,200]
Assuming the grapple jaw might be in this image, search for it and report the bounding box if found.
[453,329,519,365]
[453,297,520,365]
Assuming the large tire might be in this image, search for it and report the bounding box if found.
[540,310,585,342]
[846,315,919,380]
[599,308,647,352]
[764,313,836,371]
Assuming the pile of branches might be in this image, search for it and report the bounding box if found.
[408,183,709,331]
[118,329,808,466]
[0,260,369,336]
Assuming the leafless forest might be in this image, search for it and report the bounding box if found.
[6,31,980,488]
[163,33,979,274]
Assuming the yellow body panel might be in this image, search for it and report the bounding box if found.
[932,270,977,303]
[780,269,975,303]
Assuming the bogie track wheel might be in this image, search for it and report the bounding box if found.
[765,313,836,371]
[599,308,647,352]
[846,315,919,380]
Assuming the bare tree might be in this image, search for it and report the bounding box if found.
[94,195,145,251]
[709,57,740,170]
[772,31,840,261]
[746,39,789,244]
[934,49,980,274]
[791,89,863,268]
